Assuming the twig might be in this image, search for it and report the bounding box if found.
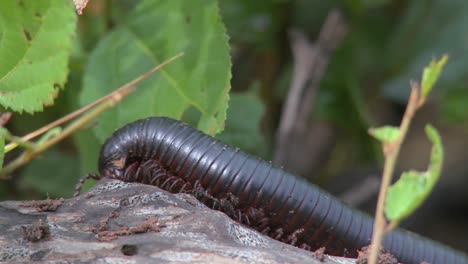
[276,29,316,141]
[368,83,420,264]
[0,53,184,177]
[0,112,12,126]
[296,10,347,126]
[1,130,37,152]
[274,10,347,166]
[4,53,184,153]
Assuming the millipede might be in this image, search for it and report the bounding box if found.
[80,116,468,264]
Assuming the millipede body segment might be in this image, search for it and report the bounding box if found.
[97,117,468,264]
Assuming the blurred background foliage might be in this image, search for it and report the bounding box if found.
[3,0,468,252]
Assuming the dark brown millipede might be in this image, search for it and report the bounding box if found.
[85,116,468,264]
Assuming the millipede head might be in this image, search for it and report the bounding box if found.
[100,157,127,179]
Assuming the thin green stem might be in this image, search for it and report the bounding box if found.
[368,84,420,264]
[0,129,37,151]
[1,99,117,178]
[3,52,184,154]
[0,53,184,178]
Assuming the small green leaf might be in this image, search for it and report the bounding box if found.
[0,1,77,113]
[421,55,448,100]
[385,125,443,221]
[369,126,400,144]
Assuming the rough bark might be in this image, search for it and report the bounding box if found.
[0,180,355,264]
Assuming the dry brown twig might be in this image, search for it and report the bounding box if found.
[274,10,347,175]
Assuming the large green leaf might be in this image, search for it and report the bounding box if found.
[0,1,76,113]
[217,90,268,158]
[75,128,100,174]
[20,150,80,198]
[80,0,231,143]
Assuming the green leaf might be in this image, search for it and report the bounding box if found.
[216,88,268,158]
[0,1,77,113]
[421,55,448,99]
[72,128,101,194]
[369,126,400,144]
[74,128,100,175]
[80,0,231,144]
[20,150,80,198]
[385,125,443,221]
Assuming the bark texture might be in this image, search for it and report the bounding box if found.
[0,180,354,264]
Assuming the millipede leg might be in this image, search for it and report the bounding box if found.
[168,178,182,192]
[273,228,284,240]
[299,243,311,251]
[160,177,174,189]
[178,183,190,193]
[258,217,270,230]
[261,227,270,234]
[74,173,101,197]
[123,162,139,181]
[243,214,251,226]
[149,172,165,185]
[211,199,219,210]
[236,210,243,222]
[285,228,304,246]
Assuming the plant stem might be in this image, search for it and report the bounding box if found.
[368,84,420,264]
[4,53,184,153]
[1,93,123,177]
[0,130,37,151]
[0,53,184,177]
